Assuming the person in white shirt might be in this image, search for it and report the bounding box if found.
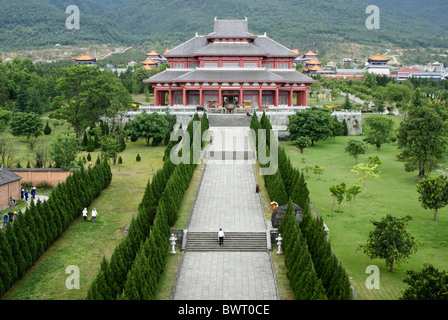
[218,228,225,246]
[91,208,98,222]
[82,208,88,221]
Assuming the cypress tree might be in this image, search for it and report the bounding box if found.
[5,223,27,278]
[86,135,95,152]
[94,133,100,148]
[82,131,89,149]
[43,120,52,135]
[0,231,16,290]
[11,217,33,270]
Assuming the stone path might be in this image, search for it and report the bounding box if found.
[171,127,279,300]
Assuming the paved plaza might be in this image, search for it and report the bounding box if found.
[171,127,279,300]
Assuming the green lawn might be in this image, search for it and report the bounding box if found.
[0,113,74,168]
[2,140,166,300]
[282,114,448,300]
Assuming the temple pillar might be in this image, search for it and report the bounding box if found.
[258,89,263,106]
[183,88,187,106]
[199,88,204,107]
[169,89,173,106]
[304,88,309,106]
[274,87,279,106]
[154,87,159,106]
[289,89,293,106]
[239,89,243,106]
[218,88,222,106]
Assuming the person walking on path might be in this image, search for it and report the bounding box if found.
[8,211,14,223]
[3,214,8,228]
[218,228,225,246]
[82,207,88,221]
[31,187,36,200]
[24,190,29,201]
[91,208,98,222]
[20,188,24,200]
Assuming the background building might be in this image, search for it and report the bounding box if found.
[0,167,22,210]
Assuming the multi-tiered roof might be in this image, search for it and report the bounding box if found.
[144,18,315,107]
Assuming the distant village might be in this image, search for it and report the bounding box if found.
[73,48,448,82]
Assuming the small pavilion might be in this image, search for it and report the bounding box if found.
[73,54,97,64]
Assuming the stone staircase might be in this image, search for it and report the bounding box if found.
[208,114,252,127]
[185,232,268,252]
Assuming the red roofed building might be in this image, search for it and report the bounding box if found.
[143,18,315,107]
[391,66,424,81]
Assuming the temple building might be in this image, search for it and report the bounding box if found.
[143,18,316,107]
[140,57,159,70]
[146,50,162,61]
[73,54,97,64]
[365,54,390,75]
[302,50,319,61]
[303,58,326,74]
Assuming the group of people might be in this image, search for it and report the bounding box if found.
[2,211,18,227]
[20,187,36,202]
[82,207,98,222]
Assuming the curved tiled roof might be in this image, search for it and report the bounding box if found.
[73,54,96,61]
[207,18,255,38]
[164,19,298,58]
[306,65,326,71]
[303,50,318,56]
[141,57,158,65]
[144,68,316,84]
[193,43,268,56]
[366,54,390,61]
[146,50,160,56]
[163,36,209,57]
[306,58,323,65]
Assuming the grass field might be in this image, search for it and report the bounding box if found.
[3,111,448,300]
[2,140,166,300]
[282,114,448,300]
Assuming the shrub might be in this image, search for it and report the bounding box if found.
[43,121,52,135]
[136,154,141,162]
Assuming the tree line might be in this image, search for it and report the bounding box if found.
[0,157,112,296]
[251,112,353,300]
[86,113,209,299]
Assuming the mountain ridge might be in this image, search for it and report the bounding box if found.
[1,0,447,65]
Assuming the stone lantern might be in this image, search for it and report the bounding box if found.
[169,233,177,254]
[275,234,283,255]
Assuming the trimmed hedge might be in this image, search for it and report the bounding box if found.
[0,159,112,296]
[87,113,208,300]
[261,114,353,300]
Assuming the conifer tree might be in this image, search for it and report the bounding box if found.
[0,231,17,290]
[43,120,52,135]
[82,131,89,149]
[5,223,27,278]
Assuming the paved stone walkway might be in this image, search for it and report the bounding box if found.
[171,127,279,300]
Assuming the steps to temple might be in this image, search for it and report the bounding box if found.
[207,114,252,127]
[185,231,268,252]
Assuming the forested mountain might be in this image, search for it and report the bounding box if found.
[1,0,447,53]
[0,0,138,49]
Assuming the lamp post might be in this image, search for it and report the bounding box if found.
[169,233,177,254]
[276,233,283,255]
